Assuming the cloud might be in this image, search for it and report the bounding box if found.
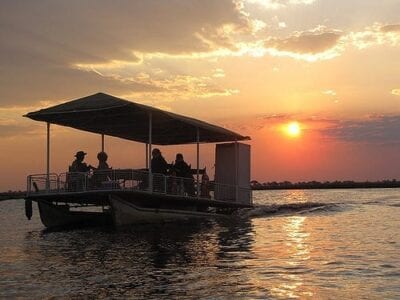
[345,23,400,50]
[391,89,400,96]
[225,113,400,146]
[0,0,250,64]
[118,72,239,102]
[1,0,399,110]
[322,90,337,96]
[321,115,400,144]
[380,24,400,33]
[258,23,400,61]
[0,119,41,138]
[0,0,251,106]
[244,0,316,10]
[265,30,342,54]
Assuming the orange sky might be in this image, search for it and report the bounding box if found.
[1,0,400,191]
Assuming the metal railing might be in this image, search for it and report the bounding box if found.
[27,169,252,204]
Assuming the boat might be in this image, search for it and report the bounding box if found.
[23,92,253,228]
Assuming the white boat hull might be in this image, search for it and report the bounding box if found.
[109,195,222,225]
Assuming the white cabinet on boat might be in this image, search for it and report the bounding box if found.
[214,142,251,204]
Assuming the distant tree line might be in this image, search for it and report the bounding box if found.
[251,179,400,190]
[0,191,26,201]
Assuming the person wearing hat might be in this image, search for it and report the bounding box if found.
[70,151,94,172]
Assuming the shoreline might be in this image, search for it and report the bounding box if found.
[1,184,399,200]
[0,192,26,201]
[252,186,400,191]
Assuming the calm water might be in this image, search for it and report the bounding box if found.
[1,189,399,299]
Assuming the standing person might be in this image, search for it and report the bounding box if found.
[151,148,169,175]
[70,151,94,172]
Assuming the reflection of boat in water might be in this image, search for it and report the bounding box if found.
[23,93,253,228]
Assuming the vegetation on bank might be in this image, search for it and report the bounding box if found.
[251,179,400,190]
[0,191,26,201]
[1,179,400,199]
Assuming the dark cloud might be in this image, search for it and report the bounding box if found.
[380,24,400,32]
[0,61,162,106]
[0,0,249,63]
[322,115,400,144]
[0,0,250,106]
[265,31,341,54]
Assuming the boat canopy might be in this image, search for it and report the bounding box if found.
[24,93,249,145]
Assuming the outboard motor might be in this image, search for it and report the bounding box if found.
[25,199,32,220]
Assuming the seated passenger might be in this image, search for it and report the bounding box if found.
[67,151,93,191]
[70,151,94,172]
[151,148,170,192]
[151,148,169,175]
[173,153,191,178]
[92,151,112,188]
[97,151,111,170]
[172,153,195,196]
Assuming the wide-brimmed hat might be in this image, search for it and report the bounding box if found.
[75,151,87,157]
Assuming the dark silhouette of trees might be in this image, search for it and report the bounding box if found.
[251,179,400,190]
[0,191,26,201]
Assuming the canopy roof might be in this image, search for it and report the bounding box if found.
[25,93,250,145]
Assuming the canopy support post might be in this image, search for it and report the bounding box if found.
[46,122,50,192]
[196,128,200,199]
[145,143,149,169]
[235,140,239,202]
[101,134,105,152]
[148,113,153,193]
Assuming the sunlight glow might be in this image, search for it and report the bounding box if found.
[285,122,301,137]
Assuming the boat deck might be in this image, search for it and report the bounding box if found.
[26,169,253,209]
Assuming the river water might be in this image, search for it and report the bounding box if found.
[1,189,399,299]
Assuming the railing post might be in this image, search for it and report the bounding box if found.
[84,173,87,191]
[27,176,30,195]
[145,143,149,169]
[148,112,153,193]
[132,169,134,190]
[46,122,50,193]
[235,140,239,202]
[196,127,200,199]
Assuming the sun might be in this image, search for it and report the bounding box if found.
[285,121,301,137]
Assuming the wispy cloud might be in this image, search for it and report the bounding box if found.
[345,23,400,49]
[264,26,343,60]
[116,72,239,102]
[321,115,400,144]
[391,89,400,96]
[244,0,316,10]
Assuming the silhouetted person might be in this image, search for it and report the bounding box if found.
[93,151,111,188]
[173,153,191,178]
[70,151,93,172]
[173,153,195,196]
[68,151,93,191]
[97,151,110,170]
[151,148,169,175]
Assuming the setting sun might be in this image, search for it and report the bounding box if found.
[286,122,301,137]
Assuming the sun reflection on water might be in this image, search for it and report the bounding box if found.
[271,216,313,298]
